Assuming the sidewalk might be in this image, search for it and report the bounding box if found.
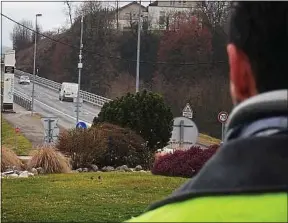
[2,104,45,147]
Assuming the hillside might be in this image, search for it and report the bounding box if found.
[14,2,232,138]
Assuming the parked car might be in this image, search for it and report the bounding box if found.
[18,75,30,85]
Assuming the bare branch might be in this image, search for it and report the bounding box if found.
[64,1,73,27]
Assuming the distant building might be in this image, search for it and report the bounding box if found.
[114,1,148,31]
[112,1,200,31]
[157,0,196,8]
[147,1,197,30]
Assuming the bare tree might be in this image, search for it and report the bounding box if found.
[10,19,33,52]
[71,1,118,95]
[195,1,231,34]
[64,1,73,27]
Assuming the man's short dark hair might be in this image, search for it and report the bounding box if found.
[228,2,288,93]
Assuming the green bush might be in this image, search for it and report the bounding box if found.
[56,123,152,169]
[95,90,174,152]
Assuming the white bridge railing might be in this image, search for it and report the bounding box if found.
[14,89,32,111]
[15,69,112,107]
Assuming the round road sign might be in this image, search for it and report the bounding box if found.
[76,121,88,129]
[218,111,229,124]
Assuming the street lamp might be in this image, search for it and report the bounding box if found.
[76,15,84,125]
[31,13,42,116]
[135,0,142,93]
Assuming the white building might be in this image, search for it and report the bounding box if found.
[157,0,196,8]
[113,1,198,31]
[114,1,148,31]
[147,1,198,30]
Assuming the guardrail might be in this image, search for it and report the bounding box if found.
[14,91,32,111]
[15,69,112,107]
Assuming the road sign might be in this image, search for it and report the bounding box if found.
[218,111,228,123]
[41,117,58,130]
[218,111,229,143]
[4,66,14,73]
[169,116,199,150]
[76,121,87,129]
[74,98,83,113]
[73,97,83,104]
[182,103,193,119]
[44,127,60,142]
[41,117,59,143]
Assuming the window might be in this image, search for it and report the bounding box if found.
[124,12,131,20]
[159,11,165,25]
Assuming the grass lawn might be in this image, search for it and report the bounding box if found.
[198,133,221,146]
[2,172,187,222]
[1,117,32,155]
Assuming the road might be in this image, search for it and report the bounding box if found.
[14,76,209,149]
[14,77,100,129]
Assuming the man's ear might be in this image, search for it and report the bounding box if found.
[227,44,258,104]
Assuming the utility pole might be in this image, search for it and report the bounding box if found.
[116,0,119,30]
[76,15,84,125]
[136,0,142,93]
[31,13,42,116]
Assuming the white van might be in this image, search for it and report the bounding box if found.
[59,82,79,102]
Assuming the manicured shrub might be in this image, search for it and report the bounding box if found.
[152,145,218,178]
[57,123,152,169]
[27,145,71,174]
[1,147,24,171]
[95,90,174,152]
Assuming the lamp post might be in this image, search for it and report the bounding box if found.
[76,15,84,125]
[31,13,42,116]
[135,0,142,93]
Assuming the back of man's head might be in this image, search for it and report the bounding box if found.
[228,2,288,93]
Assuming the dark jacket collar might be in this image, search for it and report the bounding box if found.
[146,90,288,212]
[225,89,288,134]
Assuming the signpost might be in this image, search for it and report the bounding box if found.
[218,111,229,142]
[41,116,59,143]
[169,116,199,150]
[182,103,193,119]
[73,97,83,120]
[76,121,87,129]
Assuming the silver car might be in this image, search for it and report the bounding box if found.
[19,75,30,85]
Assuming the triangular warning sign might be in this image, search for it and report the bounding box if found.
[183,103,192,113]
[182,103,193,119]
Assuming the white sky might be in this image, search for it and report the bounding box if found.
[1,0,151,48]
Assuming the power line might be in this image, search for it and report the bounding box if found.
[2,13,228,66]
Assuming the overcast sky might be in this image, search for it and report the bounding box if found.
[1,0,151,48]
